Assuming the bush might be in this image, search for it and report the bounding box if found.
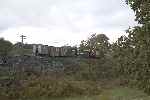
[0,75,102,100]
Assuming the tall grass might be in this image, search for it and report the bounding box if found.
[0,74,102,100]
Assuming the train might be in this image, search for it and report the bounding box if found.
[33,44,77,57]
[33,44,100,58]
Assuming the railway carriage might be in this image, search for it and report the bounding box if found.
[33,44,99,58]
[33,44,48,56]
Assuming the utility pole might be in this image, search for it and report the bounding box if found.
[20,34,26,44]
[19,34,27,56]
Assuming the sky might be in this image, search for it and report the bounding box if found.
[0,0,137,46]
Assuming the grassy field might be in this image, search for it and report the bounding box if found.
[36,87,150,100]
[1,76,150,100]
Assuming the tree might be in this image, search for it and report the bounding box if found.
[79,33,110,58]
[126,0,150,24]
[111,0,150,93]
[112,35,135,78]
[0,38,13,63]
[79,33,113,80]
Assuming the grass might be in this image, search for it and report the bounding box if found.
[1,74,150,100]
[98,87,150,100]
[34,87,150,100]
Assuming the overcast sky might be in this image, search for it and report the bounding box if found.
[0,0,137,46]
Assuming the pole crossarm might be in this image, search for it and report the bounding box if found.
[20,35,27,44]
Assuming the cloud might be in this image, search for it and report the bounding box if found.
[0,0,137,46]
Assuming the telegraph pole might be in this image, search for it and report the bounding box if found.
[20,34,26,44]
[19,34,27,56]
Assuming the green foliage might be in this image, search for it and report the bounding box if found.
[9,42,33,56]
[10,47,33,56]
[79,33,110,57]
[126,0,150,24]
[0,38,13,63]
[0,38,13,57]
[112,0,150,94]
[78,34,115,81]
[0,74,102,100]
[1,1,150,98]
